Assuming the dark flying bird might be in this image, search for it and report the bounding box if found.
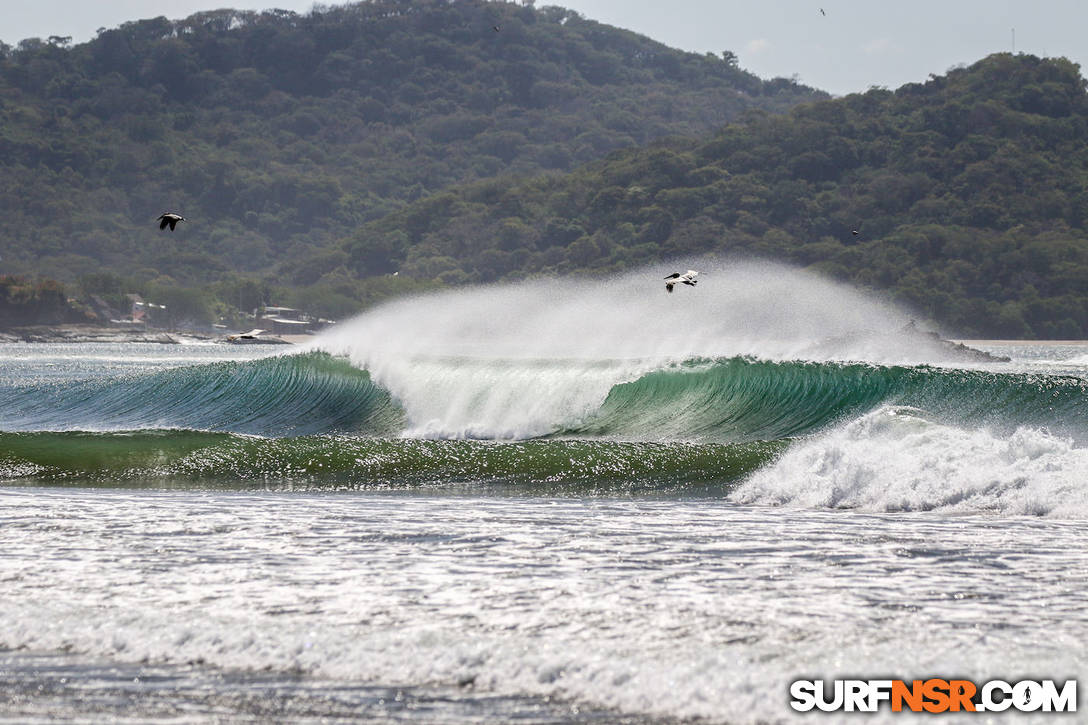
[493,24,500,32]
[664,270,699,294]
[156,212,186,231]
[819,7,826,16]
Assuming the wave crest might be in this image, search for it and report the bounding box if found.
[570,357,1088,443]
[0,352,404,436]
[3,352,1086,443]
[732,407,1088,517]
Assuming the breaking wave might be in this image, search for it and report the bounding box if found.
[0,349,1085,510]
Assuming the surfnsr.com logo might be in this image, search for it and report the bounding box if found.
[790,679,1077,713]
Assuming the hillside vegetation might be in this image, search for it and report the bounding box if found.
[0,0,820,321]
[2,0,1085,338]
[353,53,1088,338]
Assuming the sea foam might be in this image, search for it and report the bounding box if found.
[732,406,1088,518]
[313,260,962,439]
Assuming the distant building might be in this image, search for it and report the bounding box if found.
[127,294,147,323]
[257,305,318,334]
[121,294,166,326]
[258,306,305,321]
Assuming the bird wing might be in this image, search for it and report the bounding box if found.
[665,282,675,293]
[682,270,699,281]
[159,218,168,230]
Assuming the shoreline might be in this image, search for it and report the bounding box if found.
[0,325,314,345]
[0,325,215,344]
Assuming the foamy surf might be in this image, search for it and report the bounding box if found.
[733,406,1088,517]
[3,263,1088,723]
[3,490,1085,724]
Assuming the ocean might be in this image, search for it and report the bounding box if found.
[2,263,1086,723]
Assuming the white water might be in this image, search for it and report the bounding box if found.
[3,489,1086,724]
[734,406,1088,518]
[353,354,647,439]
[3,317,1088,722]
[315,260,972,439]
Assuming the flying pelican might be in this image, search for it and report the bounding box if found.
[156,212,186,231]
[664,270,698,293]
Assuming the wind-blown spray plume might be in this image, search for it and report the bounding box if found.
[318,260,921,363]
[310,260,967,438]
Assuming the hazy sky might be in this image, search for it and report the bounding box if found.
[4,0,1087,96]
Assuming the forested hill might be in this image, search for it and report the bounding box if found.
[354,53,1088,338]
[0,0,821,296]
